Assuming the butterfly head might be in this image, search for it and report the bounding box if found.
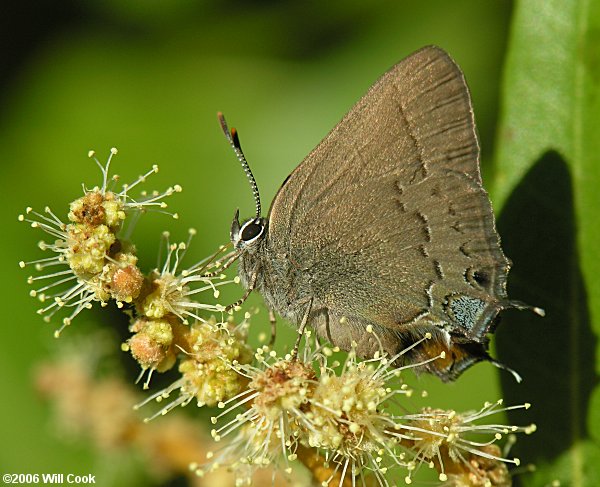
[231,209,267,252]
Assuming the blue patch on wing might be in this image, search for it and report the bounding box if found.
[447,295,486,331]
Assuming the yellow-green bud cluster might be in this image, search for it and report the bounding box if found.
[127,318,177,374]
[20,149,180,333]
[305,358,389,454]
[136,319,253,419]
[139,271,182,320]
[178,320,253,407]
[393,400,536,484]
[66,190,142,305]
[250,359,315,420]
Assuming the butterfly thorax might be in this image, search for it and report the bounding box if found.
[237,239,309,324]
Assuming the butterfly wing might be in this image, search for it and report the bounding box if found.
[265,46,511,379]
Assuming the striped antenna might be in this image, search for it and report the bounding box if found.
[217,112,261,219]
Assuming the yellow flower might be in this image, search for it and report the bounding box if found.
[391,401,536,484]
[199,346,315,484]
[136,317,252,417]
[137,230,233,324]
[20,148,181,334]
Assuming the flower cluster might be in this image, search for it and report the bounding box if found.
[19,149,181,335]
[394,401,535,485]
[20,150,251,405]
[34,334,298,487]
[134,315,253,415]
[190,329,535,487]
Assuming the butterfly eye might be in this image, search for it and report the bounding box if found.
[241,220,264,242]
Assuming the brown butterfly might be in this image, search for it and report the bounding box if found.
[220,46,543,381]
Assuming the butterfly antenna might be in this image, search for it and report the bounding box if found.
[218,112,262,219]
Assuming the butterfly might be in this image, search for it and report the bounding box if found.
[220,46,542,381]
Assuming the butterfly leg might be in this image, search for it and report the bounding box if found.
[225,270,257,312]
[201,249,241,278]
[268,309,277,346]
[291,298,313,360]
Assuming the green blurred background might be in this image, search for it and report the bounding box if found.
[0,1,528,485]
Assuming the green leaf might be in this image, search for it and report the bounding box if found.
[529,441,600,486]
[493,0,600,485]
